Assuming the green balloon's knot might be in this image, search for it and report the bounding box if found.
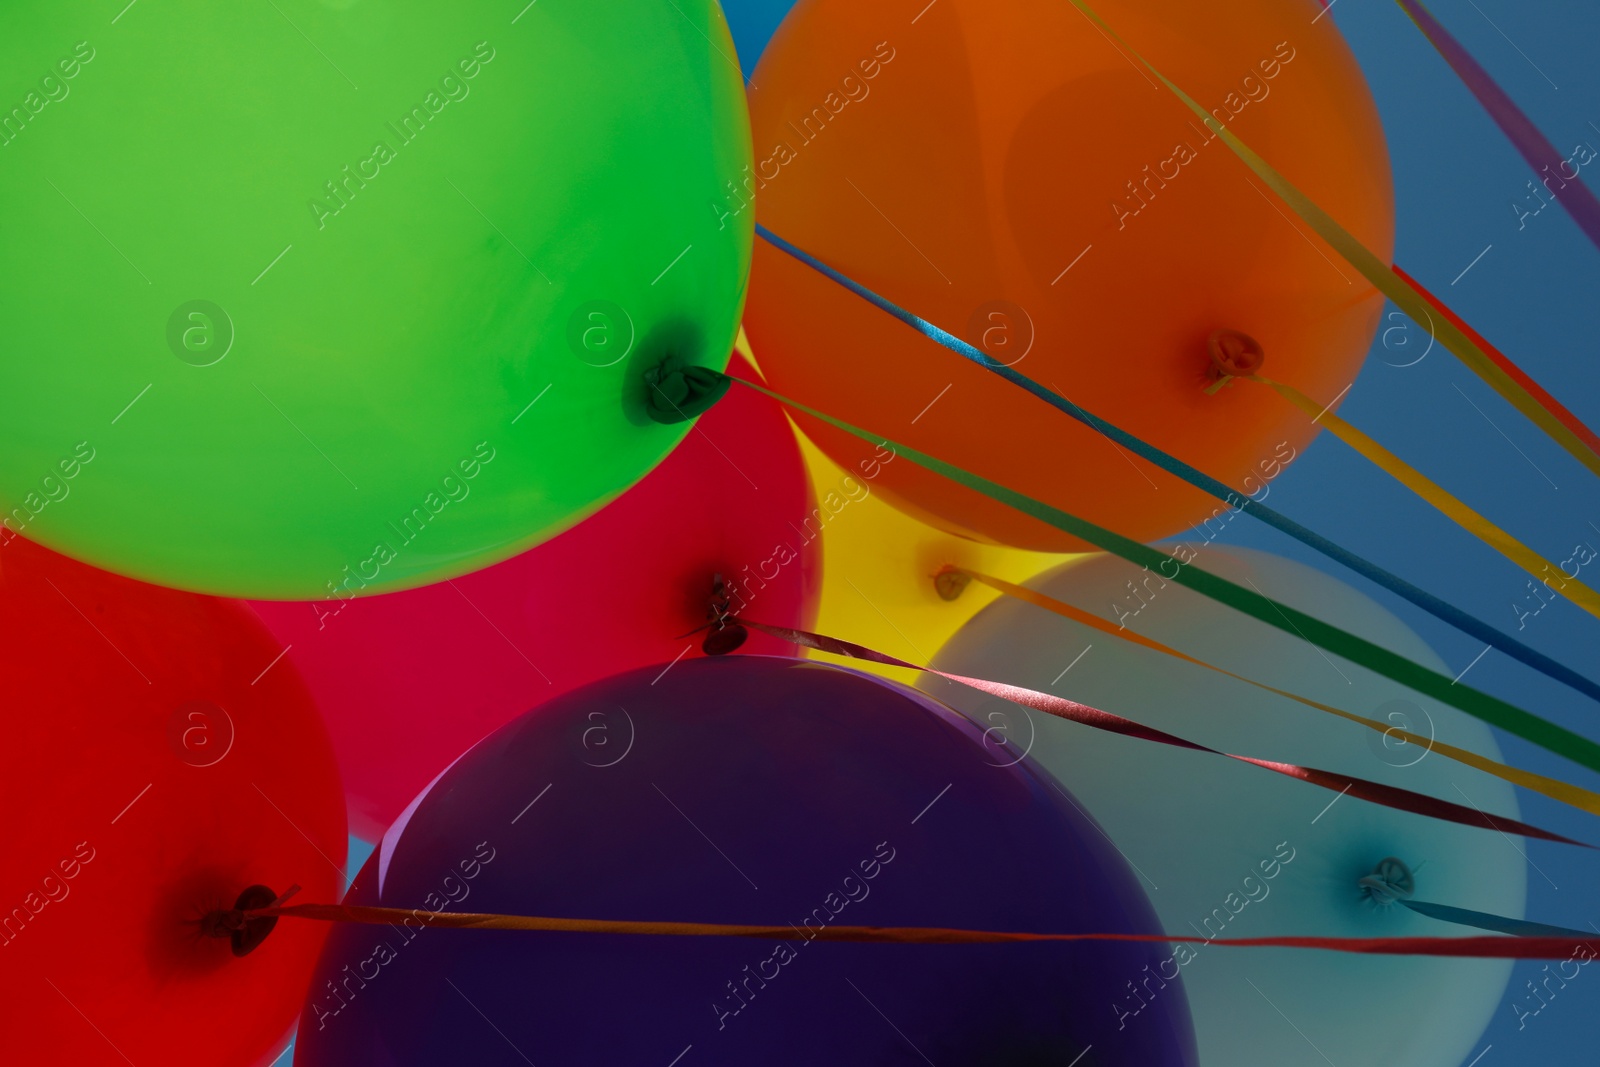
[643,356,730,424]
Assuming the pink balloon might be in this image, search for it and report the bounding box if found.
[250,356,820,839]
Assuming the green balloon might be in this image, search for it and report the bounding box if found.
[0,1,752,598]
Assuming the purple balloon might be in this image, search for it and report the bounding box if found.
[294,656,1197,1066]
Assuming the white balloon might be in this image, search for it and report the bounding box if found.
[925,546,1524,1067]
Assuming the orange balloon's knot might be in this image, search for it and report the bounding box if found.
[934,567,972,602]
[702,574,748,656]
[1204,329,1266,395]
[644,358,731,424]
[202,884,299,957]
[1357,857,1415,907]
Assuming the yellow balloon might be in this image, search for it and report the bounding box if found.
[794,433,1082,682]
[734,325,1080,679]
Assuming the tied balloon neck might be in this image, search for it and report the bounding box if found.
[200,884,298,957]
[934,567,972,602]
[1358,857,1416,906]
[702,575,748,655]
[643,356,731,424]
[673,575,749,654]
[1202,329,1266,395]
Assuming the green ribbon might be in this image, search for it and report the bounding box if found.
[722,373,1600,776]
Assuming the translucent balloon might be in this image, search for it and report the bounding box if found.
[927,546,1523,1067]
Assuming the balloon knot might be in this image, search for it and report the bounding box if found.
[934,567,972,601]
[200,884,298,957]
[1357,857,1415,906]
[701,574,748,655]
[644,357,731,424]
[1203,329,1266,395]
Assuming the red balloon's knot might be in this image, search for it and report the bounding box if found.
[200,884,298,957]
[703,575,748,656]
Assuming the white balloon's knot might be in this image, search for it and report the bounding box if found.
[1357,857,1415,906]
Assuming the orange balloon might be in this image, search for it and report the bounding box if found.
[743,0,1394,551]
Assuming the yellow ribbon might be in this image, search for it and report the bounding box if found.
[953,566,1600,817]
[1063,0,1600,479]
[1245,373,1600,622]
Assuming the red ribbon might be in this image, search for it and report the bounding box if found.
[251,902,1598,960]
[1395,264,1600,458]
[734,619,1590,848]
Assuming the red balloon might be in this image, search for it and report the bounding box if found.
[250,354,821,839]
[0,535,346,1067]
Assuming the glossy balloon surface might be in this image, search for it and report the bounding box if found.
[250,353,821,839]
[295,656,1197,1066]
[0,1,751,596]
[790,428,1078,683]
[0,535,346,1067]
[744,0,1393,549]
[928,547,1523,1067]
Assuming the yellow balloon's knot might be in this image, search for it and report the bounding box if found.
[934,567,973,601]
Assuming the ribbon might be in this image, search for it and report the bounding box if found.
[720,374,1600,776]
[1395,264,1600,458]
[1062,0,1600,478]
[1395,0,1600,255]
[1403,900,1598,940]
[1243,373,1600,622]
[248,901,1599,960]
[1356,856,1600,938]
[731,617,1586,846]
[952,566,1600,818]
[754,224,1600,710]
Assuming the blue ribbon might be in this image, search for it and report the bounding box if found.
[755,224,1600,707]
[1404,900,1597,941]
